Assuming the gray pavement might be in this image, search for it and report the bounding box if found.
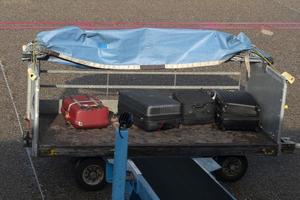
[0,65,41,199]
[0,0,299,199]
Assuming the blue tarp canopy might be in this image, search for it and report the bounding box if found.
[36,26,253,69]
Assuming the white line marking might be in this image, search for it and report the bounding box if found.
[25,147,45,199]
[0,61,45,200]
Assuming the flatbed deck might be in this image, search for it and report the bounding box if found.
[38,114,277,157]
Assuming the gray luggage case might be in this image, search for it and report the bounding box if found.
[172,90,215,125]
[118,91,181,132]
[215,90,261,131]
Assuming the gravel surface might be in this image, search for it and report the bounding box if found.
[0,0,299,199]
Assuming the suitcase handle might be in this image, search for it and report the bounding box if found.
[67,95,103,112]
[72,95,103,107]
[86,95,103,107]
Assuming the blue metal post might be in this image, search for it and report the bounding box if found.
[112,128,129,200]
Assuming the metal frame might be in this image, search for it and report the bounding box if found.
[245,62,288,154]
[25,55,290,157]
[106,159,162,200]
[26,61,41,156]
[27,60,243,156]
[40,70,240,90]
[106,128,161,200]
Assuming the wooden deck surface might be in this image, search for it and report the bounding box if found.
[39,114,274,147]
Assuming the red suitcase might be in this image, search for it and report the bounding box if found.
[61,95,110,129]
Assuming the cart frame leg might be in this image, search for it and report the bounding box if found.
[112,129,129,200]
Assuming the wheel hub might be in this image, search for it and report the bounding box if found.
[82,164,104,185]
[223,158,242,177]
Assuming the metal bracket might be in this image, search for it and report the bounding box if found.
[281,72,295,84]
[28,68,37,81]
[281,137,296,153]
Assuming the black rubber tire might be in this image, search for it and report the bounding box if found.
[214,156,248,182]
[75,158,107,191]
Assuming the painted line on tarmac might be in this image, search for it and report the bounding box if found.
[0,61,45,200]
[0,21,300,25]
[0,21,299,30]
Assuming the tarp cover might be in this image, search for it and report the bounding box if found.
[37,26,252,69]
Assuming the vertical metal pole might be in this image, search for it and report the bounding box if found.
[32,62,40,156]
[106,73,110,98]
[277,78,287,155]
[112,128,129,200]
[26,63,33,120]
[238,62,242,90]
[173,72,177,88]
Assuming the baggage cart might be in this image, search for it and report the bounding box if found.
[22,27,296,193]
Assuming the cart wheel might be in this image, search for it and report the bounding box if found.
[75,158,106,191]
[214,156,248,182]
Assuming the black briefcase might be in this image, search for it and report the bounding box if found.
[172,90,215,125]
[215,90,261,131]
[118,91,181,132]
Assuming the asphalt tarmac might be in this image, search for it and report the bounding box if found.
[0,0,299,199]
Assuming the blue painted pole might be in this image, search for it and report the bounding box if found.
[112,128,129,200]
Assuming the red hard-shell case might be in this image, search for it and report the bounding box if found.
[61,95,109,129]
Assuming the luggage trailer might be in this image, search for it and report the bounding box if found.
[23,48,296,198]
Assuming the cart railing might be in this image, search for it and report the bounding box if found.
[27,61,288,156]
[26,60,288,158]
[26,61,242,156]
[39,69,241,91]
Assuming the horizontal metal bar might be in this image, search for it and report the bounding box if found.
[40,69,240,76]
[41,84,239,90]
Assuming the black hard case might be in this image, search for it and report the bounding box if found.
[172,90,215,125]
[118,91,181,132]
[215,90,260,131]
